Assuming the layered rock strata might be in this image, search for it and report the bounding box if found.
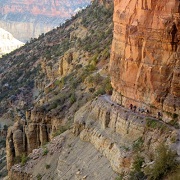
[110,0,180,122]
[8,96,178,179]
[73,96,177,174]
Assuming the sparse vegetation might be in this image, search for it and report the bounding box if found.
[52,124,70,137]
[168,119,180,129]
[146,118,169,133]
[132,137,144,152]
[45,164,51,169]
[129,155,145,180]
[115,175,124,180]
[36,173,42,180]
[42,148,48,156]
[146,118,160,129]
[145,144,177,180]
[70,93,76,105]
[21,154,28,166]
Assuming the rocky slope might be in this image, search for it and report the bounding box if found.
[0,1,114,179]
[110,0,180,123]
[0,28,24,57]
[0,0,90,42]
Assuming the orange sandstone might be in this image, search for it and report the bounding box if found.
[110,0,180,121]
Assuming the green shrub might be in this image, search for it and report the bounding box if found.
[21,154,28,166]
[43,148,48,156]
[52,125,70,137]
[115,175,123,180]
[173,113,178,119]
[87,73,102,85]
[48,102,58,110]
[129,155,145,180]
[85,64,96,72]
[45,164,51,169]
[168,119,180,129]
[145,144,177,180]
[36,173,42,180]
[70,93,76,104]
[103,77,113,95]
[0,139,6,148]
[94,88,106,96]
[146,118,161,129]
[132,137,144,152]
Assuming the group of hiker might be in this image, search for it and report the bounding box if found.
[129,104,162,119]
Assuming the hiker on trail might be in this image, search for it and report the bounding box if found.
[133,105,137,112]
[157,112,162,119]
[130,104,133,110]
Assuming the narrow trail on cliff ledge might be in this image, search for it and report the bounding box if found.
[101,95,177,131]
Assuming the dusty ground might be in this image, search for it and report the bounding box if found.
[12,130,118,180]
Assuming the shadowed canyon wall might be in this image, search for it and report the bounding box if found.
[110,0,180,121]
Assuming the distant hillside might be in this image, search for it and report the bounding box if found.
[0,28,24,57]
[0,0,90,42]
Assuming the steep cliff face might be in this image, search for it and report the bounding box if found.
[0,0,90,41]
[110,0,180,122]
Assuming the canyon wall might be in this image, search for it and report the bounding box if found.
[0,0,90,41]
[110,0,180,122]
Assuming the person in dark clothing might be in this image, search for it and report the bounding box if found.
[157,112,162,119]
[133,105,137,112]
[130,104,133,110]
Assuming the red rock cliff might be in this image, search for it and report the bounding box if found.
[110,0,180,121]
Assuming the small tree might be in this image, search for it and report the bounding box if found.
[145,144,177,180]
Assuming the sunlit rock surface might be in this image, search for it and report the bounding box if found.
[110,0,180,121]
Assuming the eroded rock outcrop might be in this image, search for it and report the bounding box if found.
[110,0,180,122]
[73,96,177,174]
[8,131,118,180]
[6,108,61,171]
